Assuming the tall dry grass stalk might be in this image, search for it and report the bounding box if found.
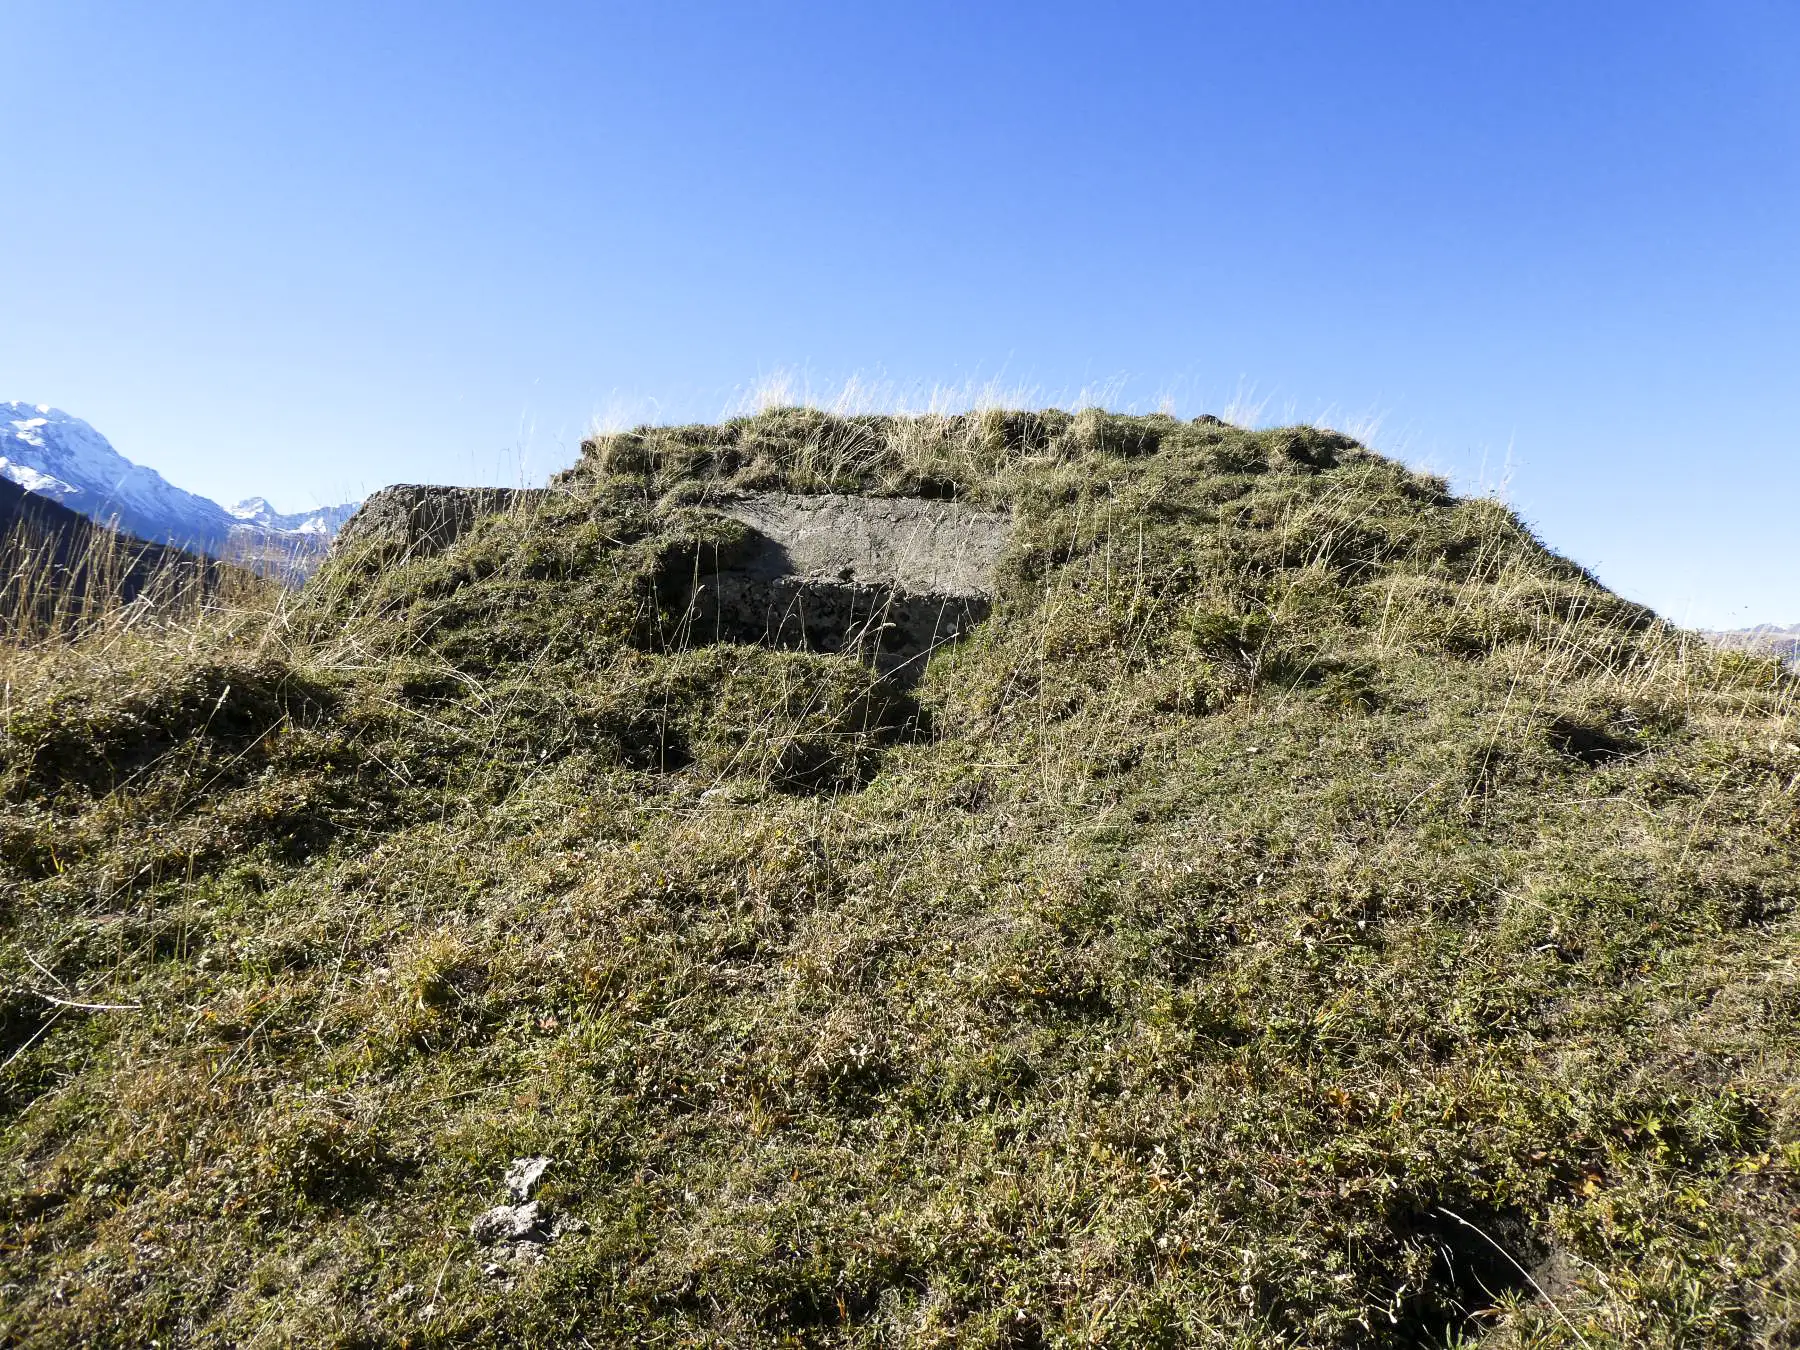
[0,517,284,690]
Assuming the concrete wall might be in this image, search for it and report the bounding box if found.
[692,493,1012,677]
[708,493,1010,599]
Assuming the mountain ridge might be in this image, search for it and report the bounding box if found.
[0,401,358,566]
[1704,621,1800,664]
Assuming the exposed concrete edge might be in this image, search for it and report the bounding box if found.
[689,492,1013,678]
[331,485,557,562]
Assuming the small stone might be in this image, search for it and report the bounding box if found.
[548,1213,588,1239]
[504,1156,552,1203]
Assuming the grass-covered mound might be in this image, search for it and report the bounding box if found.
[2,409,1796,1347]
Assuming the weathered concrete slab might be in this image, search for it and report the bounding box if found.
[709,493,1011,599]
[694,493,1012,677]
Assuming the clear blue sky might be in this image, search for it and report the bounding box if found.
[4,1,1796,627]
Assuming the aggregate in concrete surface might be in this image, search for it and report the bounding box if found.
[694,492,1013,676]
[333,485,555,561]
[709,493,1012,599]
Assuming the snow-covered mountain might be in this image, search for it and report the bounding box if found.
[1,402,359,568]
[226,496,361,537]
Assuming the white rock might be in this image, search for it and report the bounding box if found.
[504,1155,552,1203]
[470,1200,544,1245]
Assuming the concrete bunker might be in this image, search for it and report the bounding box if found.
[333,485,1013,676]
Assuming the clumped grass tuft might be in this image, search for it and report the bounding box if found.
[2,409,1796,1347]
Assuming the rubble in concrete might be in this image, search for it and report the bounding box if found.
[469,1155,582,1276]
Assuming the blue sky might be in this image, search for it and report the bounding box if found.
[3,1,1796,627]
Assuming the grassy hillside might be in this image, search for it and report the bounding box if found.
[2,409,1796,1347]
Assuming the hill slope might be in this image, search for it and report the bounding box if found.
[1,409,1795,1347]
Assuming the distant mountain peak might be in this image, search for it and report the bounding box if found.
[1702,622,1800,666]
[225,494,360,536]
